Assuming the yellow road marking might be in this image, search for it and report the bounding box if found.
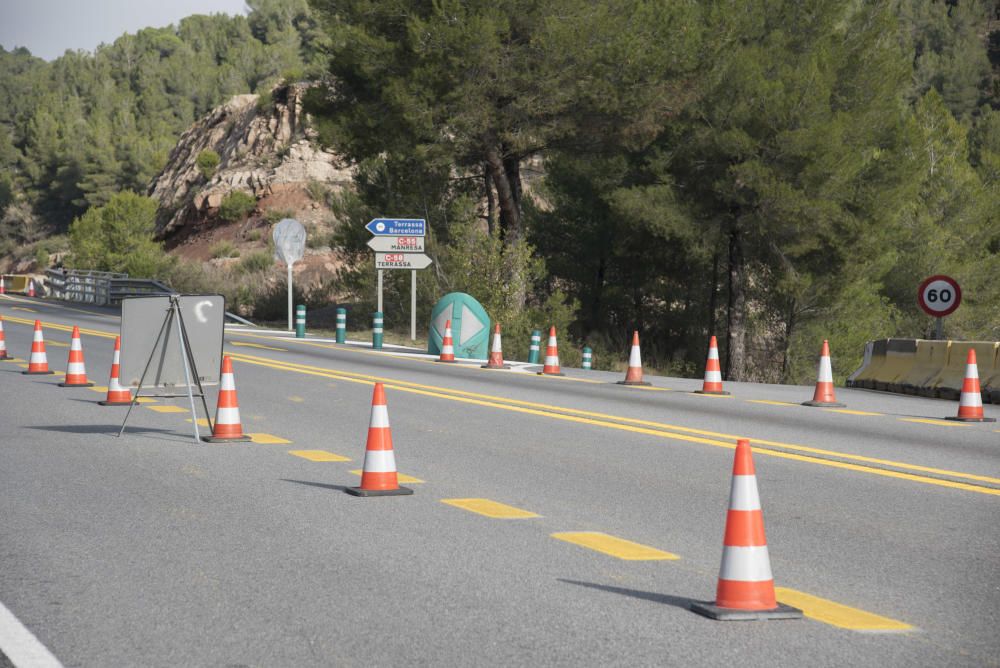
[87,385,108,393]
[899,418,968,428]
[349,469,423,483]
[134,397,157,404]
[747,400,796,406]
[46,341,68,348]
[1,316,115,339]
[10,307,36,312]
[229,341,287,352]
[288,396,304,403]
[289,449,351,462]
[146,405,188,413]
[551,532,679,560]
[441,498,540,519]
[825,408,883,416]
[249,433,292,444]
[185,418,211,427]
[774,588,912,631]
[15,363,28,368]
[226,352,1000,495]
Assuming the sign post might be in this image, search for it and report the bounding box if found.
[917,274,962,339]
[366,218,430,341]
[273,218,307,331]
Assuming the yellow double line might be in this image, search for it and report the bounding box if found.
[226,352,1000,497]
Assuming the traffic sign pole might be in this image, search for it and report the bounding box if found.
[287,265,293,331]
[377,270,383,314]
[411,270,417,341]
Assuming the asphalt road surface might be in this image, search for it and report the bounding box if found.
[1,295,998,667]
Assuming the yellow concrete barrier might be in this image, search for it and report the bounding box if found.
[874,339,917,391]
[850,339,888,389]
[982,346,1000,405]
[1,275,29,293]
[893,340,949,395]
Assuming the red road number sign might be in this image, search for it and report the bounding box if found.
[917,275,961,317]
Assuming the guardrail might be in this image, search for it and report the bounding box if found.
[847,338,1000,404]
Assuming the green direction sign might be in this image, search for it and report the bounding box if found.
[427,292,490,360]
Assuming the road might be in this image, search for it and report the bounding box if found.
[1,295,998,667]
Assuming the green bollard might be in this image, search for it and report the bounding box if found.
[295,304,306,338]
[372,311,383,350]
[582,346,592,370]
[336,307,346,344]
[528,329,541,364]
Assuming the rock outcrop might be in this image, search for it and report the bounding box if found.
[148,83,352,239]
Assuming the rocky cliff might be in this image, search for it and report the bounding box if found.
[148,83,352,241]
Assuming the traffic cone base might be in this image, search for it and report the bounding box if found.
[58,379,94,387]
[346,485,413,497]
[482,362,511,369]
[436,358,457,364]
[22,369,55,375]
[802,398,844,407]
[690,600,802,621]
[694,389,730,395]
[617,378,650,386]
[98,398,133,406]
[945,415,995,423]
[537,370,564,376]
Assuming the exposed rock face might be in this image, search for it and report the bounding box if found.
[148,83,352,239]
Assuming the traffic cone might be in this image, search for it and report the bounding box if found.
[617,331,650,386]
[202,355,251,442]
[0,316,12,360]
[58,326,94,387]
[347,382,413,497]
[27,279,34,297]
[690,439,803,621]
[537,326,564,376]
[946,349,996,422]
[437,319,456,363]
[481,324,511,369]
[694,335,729,395]
[22,320,54,375]
[0,275,5,295]
[99,336,133,405]
[802,340,844,407]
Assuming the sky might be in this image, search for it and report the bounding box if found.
[0,0,249,61]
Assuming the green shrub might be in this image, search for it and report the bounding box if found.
[195,149,220,180]
[246,229,262,242]
[210,241,238,258]
[218,191,257,222]
[264,208,295,224]
[237,250,272,274]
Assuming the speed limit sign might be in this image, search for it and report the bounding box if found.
[917,275,961,317]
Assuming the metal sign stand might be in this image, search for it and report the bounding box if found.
[117,295,213,444]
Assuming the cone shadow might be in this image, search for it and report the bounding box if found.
[280,479,351,493]
[558,579,697,611]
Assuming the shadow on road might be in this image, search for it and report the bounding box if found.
[26,424,179,437]
[280,479,351,493]
[558,579,698,610]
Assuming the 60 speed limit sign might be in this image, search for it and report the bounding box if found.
[917,275,961,317]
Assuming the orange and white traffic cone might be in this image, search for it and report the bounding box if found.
[347,382,413,497]
[0,316,12,360]
[946,350,996,422]
[691,439,803,621]
[695,335,729,395]
[202,355,251,442]
[481,324,511,369]
[617,330,650,386]
[802,340,844,407]
[27,279,35,297]
[99,336,133,405]
[437,319,457,363]
[58,325,94,387]
[537,326,564,376]
[22,320,54,375]
[0,275,5,295]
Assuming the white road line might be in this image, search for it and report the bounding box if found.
[0,600,63,668]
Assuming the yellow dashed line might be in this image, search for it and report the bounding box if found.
[441,498,540,519]
[747,399,796,407]
[899,418,968,428]
[551,532,679,560]
[146,405,188,414]
[249,433,292,444]
[825,408,883,416]
[775,588,912,631]
[289,450,351,462]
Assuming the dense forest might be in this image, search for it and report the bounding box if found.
[1,0,998,383]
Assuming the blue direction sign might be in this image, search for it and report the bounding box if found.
[366,218,426,236]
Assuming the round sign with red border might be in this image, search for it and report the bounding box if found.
[917,275,961,317]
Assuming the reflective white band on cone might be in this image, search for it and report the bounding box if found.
[719,545,774,581]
